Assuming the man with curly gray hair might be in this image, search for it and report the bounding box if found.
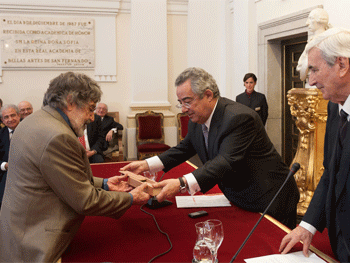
[0,71,151,262]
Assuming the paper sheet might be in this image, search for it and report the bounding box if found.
[175,194,232,208]
[244,251,327,263]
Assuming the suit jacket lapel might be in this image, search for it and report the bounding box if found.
[335,121,350,203]
[207,98,224,159]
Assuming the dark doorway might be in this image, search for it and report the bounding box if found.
[282,36,307,166]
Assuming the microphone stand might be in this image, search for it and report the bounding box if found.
[230,163,300,262]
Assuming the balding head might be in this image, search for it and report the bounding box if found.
[95,103,108,117]
[18,101,33,119]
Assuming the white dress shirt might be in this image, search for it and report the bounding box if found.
[146,100,218,196]
[1,128,14,171]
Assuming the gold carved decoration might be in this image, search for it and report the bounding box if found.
[287,88,328,216]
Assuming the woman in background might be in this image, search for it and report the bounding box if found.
[236,73,268,126]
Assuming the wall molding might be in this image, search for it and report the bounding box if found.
[117,0,188,15]
[0,0,121,15]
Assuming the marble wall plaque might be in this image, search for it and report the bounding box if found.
[0,16,95,68]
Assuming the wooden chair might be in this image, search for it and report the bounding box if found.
[135,110,171,160]
[177,112,189,142]
[103,111,124,162]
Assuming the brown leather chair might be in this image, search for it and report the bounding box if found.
[135,110,170,160]
[177,112,189,142]
[103,111,124,162]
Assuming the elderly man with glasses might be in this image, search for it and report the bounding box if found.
[0,72,152,262]
[18,101,33,119]
[122,67,300,229]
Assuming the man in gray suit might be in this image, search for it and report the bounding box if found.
[0,72,151,262]
[121,67,299,229]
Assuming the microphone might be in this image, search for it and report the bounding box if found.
[230,162,300,262]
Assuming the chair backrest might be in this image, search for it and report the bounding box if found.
[135,110,165,144]
[177,112,189,141]
[103,111,124,162]
[106,111,119,122]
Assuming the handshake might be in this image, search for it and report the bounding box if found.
[109,160,187,206]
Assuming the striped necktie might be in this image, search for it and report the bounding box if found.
[78,136,86,149]
[339,109,348,147]
[202,124,209,150]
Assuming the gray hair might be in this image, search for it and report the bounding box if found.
[305,27,350,67]
[43,72,102,109]
[0,104,19,118]
[97,102,108,111]
[175,67,220,99]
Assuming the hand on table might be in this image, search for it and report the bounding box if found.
[279,225,314,257]
[120,160,149,174]
[107,174,133,192]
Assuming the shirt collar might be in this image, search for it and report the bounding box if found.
[339,95,350,120]
[55,107,75,132]
[203,99,218,131]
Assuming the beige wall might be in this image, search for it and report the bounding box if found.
[3,0,350,159]
[167,14,188,116]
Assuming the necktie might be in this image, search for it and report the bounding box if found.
[339,109,348,147]
[9,130,13,140]
[202,124,209,150]
[78,136,86,149]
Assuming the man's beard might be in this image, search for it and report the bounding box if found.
[71,119,89,137]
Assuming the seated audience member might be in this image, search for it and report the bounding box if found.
[236,73,268,125]
[121,67,299,229]
[95,103,123,142]
[79,114,107,163]
[0,104,21,208]
[0,72,151,262]
[18,101,33,120]
[0,99,3,128]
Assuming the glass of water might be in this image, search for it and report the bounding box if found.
[142,171,157,181]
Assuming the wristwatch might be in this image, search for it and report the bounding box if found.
[178,177,187,193]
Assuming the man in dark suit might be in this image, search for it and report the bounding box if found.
[236,73,268,125]
[95,103,123,142]
[0,104,21,208]
[279,27,350,261]
[79,114,108,163]
[18,100,33,120]
[121,67,299,229]
[0,99,4,128]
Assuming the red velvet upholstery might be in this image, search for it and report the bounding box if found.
[177,113,189,141]
[135,110,170,159]
[138,142,170,153]
[138,115,162,140]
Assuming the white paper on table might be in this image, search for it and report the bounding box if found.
[244,251,327,263]
[175,194,231,208]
